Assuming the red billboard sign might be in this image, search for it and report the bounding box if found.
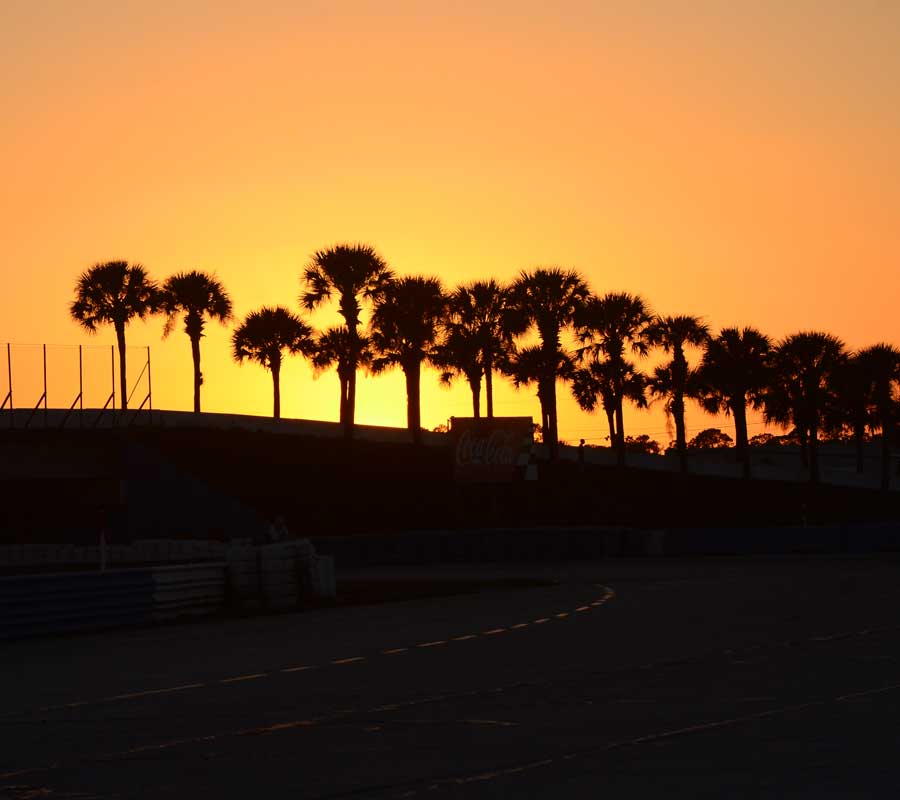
[450,416,534,482]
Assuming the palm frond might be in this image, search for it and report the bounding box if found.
[232,306,314,371]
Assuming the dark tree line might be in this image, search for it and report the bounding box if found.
[70,251,900,488]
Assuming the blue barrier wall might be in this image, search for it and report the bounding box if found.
[0,568,155,639]
[312,522,900,567]
[312,527,631,567]
[0,562,226,641]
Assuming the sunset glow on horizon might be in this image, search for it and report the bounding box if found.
[3,2,899,445]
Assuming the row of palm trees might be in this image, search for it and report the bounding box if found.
[69,249,900,487]
[71,262,232,415]
[574,316,899,488]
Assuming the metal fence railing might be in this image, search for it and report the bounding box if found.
[1,343,152,430]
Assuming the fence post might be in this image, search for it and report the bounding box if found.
[42,343,48,426]
[79,345,83,426]
[5,343,11,428]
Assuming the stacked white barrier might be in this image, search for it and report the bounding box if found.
[229,539,334,609]
[152,563,227,621]
[226,543,261,610]
[259,542,300,610]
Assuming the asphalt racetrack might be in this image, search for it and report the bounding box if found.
[3,557,900,798]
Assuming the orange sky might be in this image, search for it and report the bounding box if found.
[2,2,899,445]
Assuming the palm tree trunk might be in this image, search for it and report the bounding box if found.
[344,324,358,440]
[405,361,422,445]
[484,357,494,419]
[545,378,559,461]
[271,362,281,420]
[537,392,549,446]
[809,422,819,483]
[733,401,751,479]
[881,410,892,490]
[604,406,616,445]
[190,334,202,413]
[346,369,356,431]
[115,323,128,411]
[799,429,808,468]
[338,373,347,424]
[854,421,865,474]
[614,397,626,467]
[673,392,687,473]
[469,376,481,418]
[338,375,348,426]
[536,379,550,450]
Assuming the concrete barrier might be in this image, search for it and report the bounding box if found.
[843,522,900,553]
[662,526,844,556]
[311,522,900,566]
[304,555,336,600]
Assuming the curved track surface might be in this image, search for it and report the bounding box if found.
[3,557,900,798]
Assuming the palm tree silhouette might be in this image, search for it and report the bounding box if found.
[507,268,589,460]
[765,332,846,483]
[231,306,314,419]
[506,344,576,441]
[571,357,646,446]
[575,292,653,465]
[435,323,484,418]
[436,280,512,419]
[647,362,698,463]
[69,261,159,411]
[647,315,709,473]
[300,244,394,438]
[695,327,771,478]
[311,326,373,423]
[370,276,446,444]
[856,344,900,490]
[159,270,232,413]
[824,352,872,475]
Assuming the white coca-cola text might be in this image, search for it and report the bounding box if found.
[455,429,517,466]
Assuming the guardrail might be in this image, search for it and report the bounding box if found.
[0,540,337,641]
[0,562,227,641]
[0,540,227,571]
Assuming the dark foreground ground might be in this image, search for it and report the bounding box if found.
[3,556,900,798]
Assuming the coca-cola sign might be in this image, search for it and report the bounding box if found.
[450,417,534,482]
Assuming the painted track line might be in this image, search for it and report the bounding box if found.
[10,586,616,719]
[220,673,268,684]
[394,680,900,797]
